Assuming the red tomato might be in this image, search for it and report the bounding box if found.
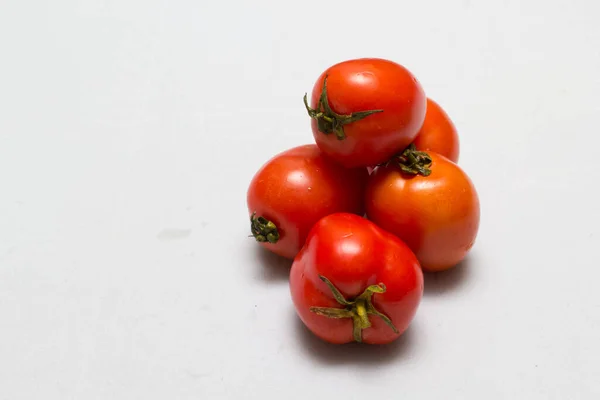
[413,98,460,163]
[290,213,423,344]
[304,58,426,168]
[247,145,368,260]
[365,150,480,272]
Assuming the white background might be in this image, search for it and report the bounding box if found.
[1,0,599,398]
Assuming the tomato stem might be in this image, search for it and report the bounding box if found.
[309,275,399,343]
[249,212,280,244]
[388,143,433,176]
[303,75,383,140]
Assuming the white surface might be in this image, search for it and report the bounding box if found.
[1,0,599,398]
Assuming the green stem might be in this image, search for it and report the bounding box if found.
[249,212,280,244]
[303,75,383,140]
[309,275,398,343]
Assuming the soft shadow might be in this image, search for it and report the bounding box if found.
[423,255,473,296]
[253,246,292,282]
[293,314,417,366]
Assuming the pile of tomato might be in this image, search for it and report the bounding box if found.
[247,58,480,345]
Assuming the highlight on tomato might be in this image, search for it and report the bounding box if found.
[247,145,368,260]
[289,213,424,344]
[413,98,460,163]
[365,146,480,272]
[304,58,427,168]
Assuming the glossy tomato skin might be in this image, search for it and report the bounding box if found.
[290,213,423,344]
[413,98,460,163]
[365,152,480,272]
[247,145,368,260]
[309,58,426,168]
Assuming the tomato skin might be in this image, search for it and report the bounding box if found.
[365,152,480,272]
[289,213,423,344]
[247,145,368,260]
[308,58,427,168]
[413,98,460,163]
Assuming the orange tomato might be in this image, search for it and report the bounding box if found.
[365,151,479,272]
[413,98,460,163]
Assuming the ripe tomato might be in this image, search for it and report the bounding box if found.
[290,213,423,344]
[304,58,426,168]
[247,145,368,260]
[365,150,480,272]
[413,98,460,163]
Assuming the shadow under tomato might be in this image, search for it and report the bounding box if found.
[253,245,292,282]
[292,312,418,366]
[423,254,474,296]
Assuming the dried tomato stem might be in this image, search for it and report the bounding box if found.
[303,75,383,140]
[309,275,398,343]
[389,143,433,176]
[249,212,280,244]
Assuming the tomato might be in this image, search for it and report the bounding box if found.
[365,149,480,272]
[289,213,423,344]
[247,145,368,260]
[304,58,427,168]
[413,98,460,163]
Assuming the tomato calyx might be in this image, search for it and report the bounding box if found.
[310,275,399,343]
[388,144,432,176]
[250,212,280,244]
[303,75,383,140]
